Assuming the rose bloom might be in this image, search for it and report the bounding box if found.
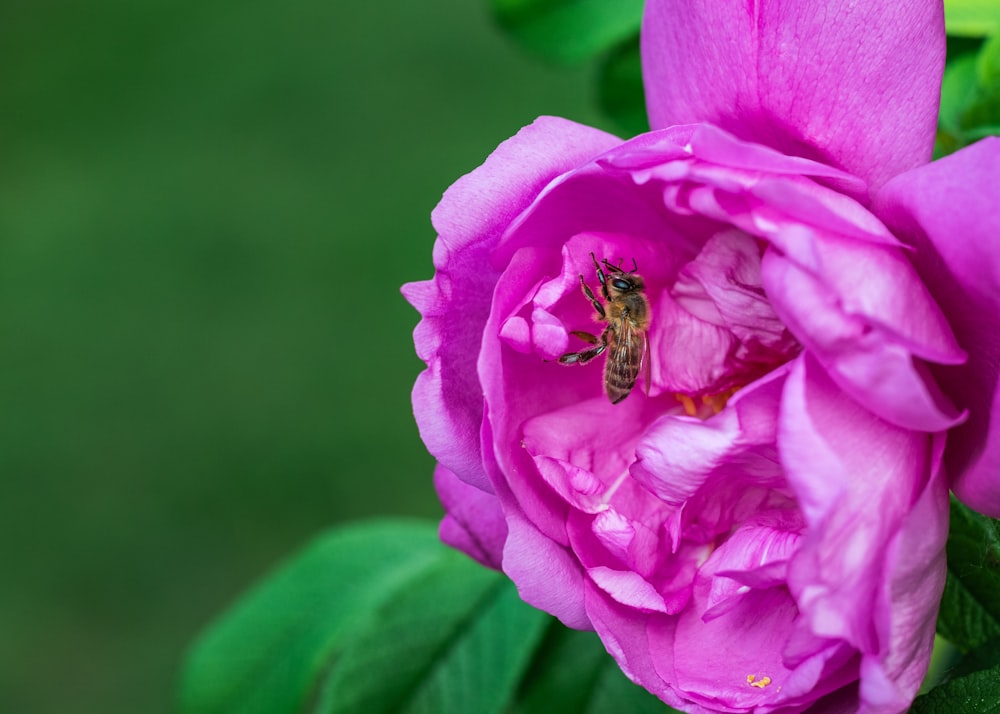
[403,1,1000,712]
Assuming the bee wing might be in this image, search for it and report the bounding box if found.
[619,321,648,393]
[605,317,645,403]
[641,328,651,397]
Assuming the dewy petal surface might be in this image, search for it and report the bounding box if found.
[641,0,944,191]
[874,138,1000,517]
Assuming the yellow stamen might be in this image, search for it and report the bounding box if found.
[703,387,739,413]
[747,674,772,689]
[676,387,740,418]
[676,394,698,416]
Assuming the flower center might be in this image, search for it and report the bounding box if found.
[550,229,799,411]
[674,387,740,417]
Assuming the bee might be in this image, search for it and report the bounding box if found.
[558,252,651,404]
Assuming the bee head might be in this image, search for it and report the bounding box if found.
[608,274,644,296]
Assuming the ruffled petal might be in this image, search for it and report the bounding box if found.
[403,117,621,492]
[858,436,947,713]
[702,512,802,620]
[584,584,702,713]
[641,0,944,191]
[431,116,622,251]
[661,576,800,711]
[632,364,789,505]
[874,137,1000,517]
[502,509,590,628]
[762,249,964,432]
[779,353,945,712]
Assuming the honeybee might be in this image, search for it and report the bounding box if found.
[558,252,651,404]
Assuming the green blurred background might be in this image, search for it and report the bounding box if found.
[0,1,612,712]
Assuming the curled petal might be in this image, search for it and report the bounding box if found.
[859,436,947,713]
[434,464,507,569]
[660,577,801,711]
[703,513,802,620]
[632,365,788,505]
[431,116,621,252]
[584,584,698,713]
[779,354,946,710]
[874,137,1000,517]
[762,250,964,432]
[503,509,590,629]
[589,566,670,613]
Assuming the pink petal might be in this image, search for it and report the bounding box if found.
[859,436,947,713]
[874,137,1000,517]
[481,239,673,545]
[646,289,739,396]
[584,584,698,712]
[502,509,590,629]
[603,123,863,192]
[588,566,670,613]
[631,365,788,505]
[431,116,621,251]
[641,0,944,191]
[703,513,802,619]
[662,576,800,711]
[403,117,620,492]
[762,250,965,432]
[434,464,507,569]
[674,230,789,348]
[779,354,946,711]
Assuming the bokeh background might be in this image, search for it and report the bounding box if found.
[0,2,615,712]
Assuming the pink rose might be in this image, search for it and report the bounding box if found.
[404,1,1000,712]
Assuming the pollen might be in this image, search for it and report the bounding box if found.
[702,389,736,414]
[746,674,772,688]
[675,387,739,418]
[677,394,698,416]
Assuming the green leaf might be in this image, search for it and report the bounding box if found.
[946,637,1000,682]
[936,34,1000,155]
[178,518,673,714]
[937,572,1000,652]
[936,497,1000,652]
[597,37,649,137]
[910,663,1000,713]
[964,124,1000,138]
[507,622,674,714]
[492,0,644,65]
[936,52,980,156]
[945,0,1000,37]
[963,34,1000,128]
[177,520,455,714]
[976,32,1000,94]
[940,53,980,132]
[314,558,549,714]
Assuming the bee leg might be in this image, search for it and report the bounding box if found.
[580,276,606,319]
[590,252,610,301]
[558,342,606,365]
[600,256,637,274]
[559,329,607,365]
[569,330,599,344]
